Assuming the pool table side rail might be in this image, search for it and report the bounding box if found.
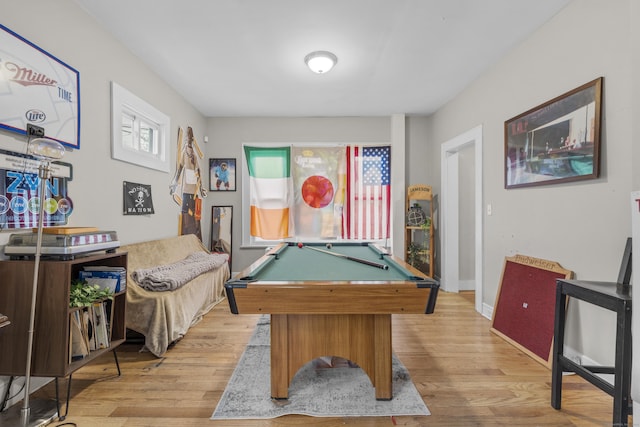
[225,242,439,315]
[225,281,438,315]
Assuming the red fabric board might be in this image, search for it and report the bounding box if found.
[492,260,567,362]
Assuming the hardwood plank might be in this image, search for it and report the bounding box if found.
[26,291,621,426]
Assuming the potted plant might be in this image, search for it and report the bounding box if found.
[70,279,114,308]
[407,216,432,273]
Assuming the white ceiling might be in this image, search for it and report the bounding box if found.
[73,0,570,117]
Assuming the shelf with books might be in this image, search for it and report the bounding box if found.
[0,251,127,378]
[68,298,115,363]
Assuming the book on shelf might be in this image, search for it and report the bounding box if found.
[92,302,110,350]
[69,299,113,362]
[82,307,96,351]
[79,266,127,293]
[70,309,89,361]
[104,298,114,340]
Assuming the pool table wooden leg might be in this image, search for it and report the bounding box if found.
[374,314,393,400]
[269,313,393,400]
[270,314,290,399]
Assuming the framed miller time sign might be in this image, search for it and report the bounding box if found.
[0,23,80,149]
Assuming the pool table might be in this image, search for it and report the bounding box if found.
[225,242,439,400]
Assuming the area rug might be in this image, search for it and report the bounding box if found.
[211,316,430,419]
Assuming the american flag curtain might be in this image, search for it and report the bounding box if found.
[344,145,391,240]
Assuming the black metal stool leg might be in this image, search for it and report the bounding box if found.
[551,285,567,409]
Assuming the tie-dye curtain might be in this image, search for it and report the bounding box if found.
[291,146,346,239]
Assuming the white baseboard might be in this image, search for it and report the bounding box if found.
[561,347,613,385]
[458,279,475,291]
[482,302,493,320]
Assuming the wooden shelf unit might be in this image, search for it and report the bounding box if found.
[405,184,434,278]
[0,251,127,378]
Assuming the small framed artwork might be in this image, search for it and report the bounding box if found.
[505,77,603,189]
[209,158,236,191]
[211,206,233,269]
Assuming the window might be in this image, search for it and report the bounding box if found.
[111,82,170,172]
[241,143,391,247]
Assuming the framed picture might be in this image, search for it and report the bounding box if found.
[211,206,232,269]
[0,24,80,149]
[209,158,236,191]
[504,77,603,189]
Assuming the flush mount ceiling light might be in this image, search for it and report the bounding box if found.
[304,51,338,74]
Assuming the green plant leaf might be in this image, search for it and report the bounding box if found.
[69,279,114,307]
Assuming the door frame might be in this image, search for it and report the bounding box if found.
[440,125,483,314]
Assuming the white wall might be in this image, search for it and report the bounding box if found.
[203,116,398,269]
[425,0,632,365]
[0,0,208,250]
[0,0,207,407]
[631,0,640,414]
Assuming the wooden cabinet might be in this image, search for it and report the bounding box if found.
[0,251,127,378]
[405,184,434,278]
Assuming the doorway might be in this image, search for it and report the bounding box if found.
[440,125,484,314]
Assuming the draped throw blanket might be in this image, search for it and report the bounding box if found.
[132,251,229,292]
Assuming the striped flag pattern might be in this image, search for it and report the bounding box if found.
[244,146,294,240]
[344,145,391,240]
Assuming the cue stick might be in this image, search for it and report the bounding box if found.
[303,245,389,270]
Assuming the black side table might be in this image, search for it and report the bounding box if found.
[551,279,632,426]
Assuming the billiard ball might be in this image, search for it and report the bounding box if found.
[298,242,303,248]
[326,243,332,249]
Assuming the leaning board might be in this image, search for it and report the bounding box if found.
[490,254,573,368]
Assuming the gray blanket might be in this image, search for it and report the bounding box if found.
[132,251,229,292]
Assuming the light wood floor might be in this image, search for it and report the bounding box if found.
[29,290,623,426]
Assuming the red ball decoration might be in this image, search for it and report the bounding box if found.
[301,175,334,208]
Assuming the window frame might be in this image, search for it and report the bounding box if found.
[240,142,390,248]
[111,81,170,172]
